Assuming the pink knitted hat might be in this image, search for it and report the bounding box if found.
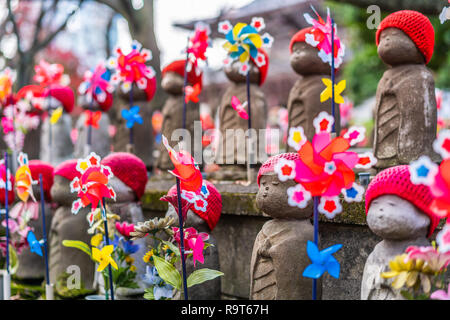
[29,160,54,201]
[54,159,80,181]
[101,152,148,199]
[168,180,222,231]
[365,165,440,237]
[257,153,300,186]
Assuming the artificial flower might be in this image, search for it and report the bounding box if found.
[381,253,434,293]
[436,224,450,253]
[431,285,450,300]
[185,83,201,103]
[286,184,311,209]
[78,63,113,103]
[318,196,342,218]
[274,158,296,182]
[406,245,450,272]
[33,60,69,87]
[92,245,118,272]
[287,126,307,151]
[15,152,37,202]
[0,68,15,103]
[303,241,342,279]
[342,182,365,203]
[84,110,102,129]
[116,221,135,238]
[409,156,439,186]
[433,129,450,159]
[312,111,334,134]
[343,126,366,146]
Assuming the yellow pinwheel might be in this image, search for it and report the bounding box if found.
[92,245,118,272]
[49,107,63,125]
[320,79,346,104]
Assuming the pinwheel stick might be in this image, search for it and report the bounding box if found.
[246,72,254,181]
[128,84,134,150]
[86,96,94,154]
[182,37,189,130]
[3,152,11,300]
[101,199,115,300]
[313,195,320,300]
[39,174,53,299]
[330,18,340,136]
[176,178,189,300]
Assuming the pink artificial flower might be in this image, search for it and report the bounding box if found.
[115,221,135,238]
[230,96,249,120]
[172,226,209,265]
[188,235,205,267]
[431,285,450,300]
[33,60,65,87]
[406,245,450,272]
[1,117,14,134]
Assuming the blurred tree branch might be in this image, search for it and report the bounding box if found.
[331,0,446,15]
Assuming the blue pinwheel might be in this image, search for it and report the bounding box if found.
[27,230,43,257]
[302,241,342,279]
[121,105,143,128]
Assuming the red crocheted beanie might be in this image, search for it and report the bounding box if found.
[250,48,269,86]
[0,162,14,206]
[43,85,75,113]
[289,27,316,53]
[168,180,222,231]
[54,159,80,181]
[257,153,300,186]
[101,152,148,200]
[162,60,203,89]
[376,10,435,64]
[29,160,54,201]
[365,165,440,237]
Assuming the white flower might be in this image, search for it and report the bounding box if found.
[318,196,342,219]
[287,126,307,151]
[238,62,250,76]
[274,158,296,181]
[324,161,337,175]
[342,183,365,203]
[253,51,266,68]
[250,17,265,32]
[433,129,450,159]
[218,20,232,34]
[313,111,334,134]
[355,152,377,169]
[261,33,274,48]
[344,126,366,146]
[409,155,438,186]
[436,224,450,253]
[287,184,311,209]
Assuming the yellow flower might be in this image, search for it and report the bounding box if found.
[143,250,154,263]
[92,245,118,272]
[50,107,63,125]
[90,234,103,247]
[130,265,136,272]
[381,254,434,293]
[162,245,169,251]
[125,255,134,264]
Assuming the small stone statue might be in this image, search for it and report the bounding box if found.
[250,153,317,300]
[112,76,156,169]
[40,85,75,167]
[102,152,149,287]
[214,49,268,180]
[155,60,202,174]
[49,159,96,295]
[361,165,439,300]
[15,160,54,281]
[165,180,222,300]
[74,90,113,159]
[374,10,438,170]
[287,27,337,144]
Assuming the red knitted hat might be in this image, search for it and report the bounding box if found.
[365,165,440,237]
[54,159,80,181]
[95,91,113,112]
[289,27,316,53]
[257,153,300,186]
[168,180,222,231]
[143,75,157,102]
[250,48,269,86]
[101,152,148,200]
[376,10,435,64]
[162,60,203,89]
[44,85,75,113]
[29,160,54,201]
[0,162,14,206]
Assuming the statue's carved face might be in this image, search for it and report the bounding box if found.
[256,174,312,219]
[290,42,331,75]
[161,72,184,95]
[367,195,430,240]
[50,176,79,206]
[224,59,260,84]
[377,28,425,66]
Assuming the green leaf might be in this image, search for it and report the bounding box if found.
[152,255,182,291]
[400,290,414,300]
[144,288,155,300]
[161,240,180,257]
[62,240,91,257]
[187,268,224,288]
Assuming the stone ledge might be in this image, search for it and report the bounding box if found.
[143,179,368,225]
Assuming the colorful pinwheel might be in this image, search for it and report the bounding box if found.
[185,83,201,104]
[108,40,156,93]
[320,79,346,104]
[303,241,342,279]
[78,63,114,104]
[15,152,37,203]
[161,135,202,193]
[303,7,345,68]
[186,22,211,73]
[33,60,69,87]
[278,112,376,218]
[121,105,143,128]
[69,153,116,223]
[218,17,273,74]
[0,68,15,105]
